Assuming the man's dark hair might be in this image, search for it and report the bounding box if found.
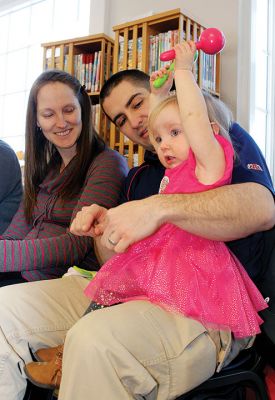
[100,69,150,117]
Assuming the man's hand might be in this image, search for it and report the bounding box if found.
[149,65,174,113]
[97,196,164,253]
[70,198,163,254]
[150,65,174,95]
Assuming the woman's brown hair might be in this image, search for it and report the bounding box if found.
[24,69,105,223]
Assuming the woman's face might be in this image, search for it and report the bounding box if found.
[36,82,82,163]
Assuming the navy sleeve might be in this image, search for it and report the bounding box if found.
[0,141,22,234]
[119,168,138,205]
[230,123,274,194]
[227,123,274,281]
[119,163,165,204]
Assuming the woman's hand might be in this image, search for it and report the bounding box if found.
[70,204,108,237]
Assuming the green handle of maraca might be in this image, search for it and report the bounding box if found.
[153,62,175,88]
[153,50,198,89]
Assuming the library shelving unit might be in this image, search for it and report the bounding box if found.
[41,34,114,143]
[110,8,221,167]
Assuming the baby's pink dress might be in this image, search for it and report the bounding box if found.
[85,136,267,338]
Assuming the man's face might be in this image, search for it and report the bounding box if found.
[102,80,153,150]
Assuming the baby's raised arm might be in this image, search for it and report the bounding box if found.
[174,41,225,184]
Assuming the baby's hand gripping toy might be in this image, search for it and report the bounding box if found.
[153,27,225,88]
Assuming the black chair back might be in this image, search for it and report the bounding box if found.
[257,225,275,345]
[255,225,275,369]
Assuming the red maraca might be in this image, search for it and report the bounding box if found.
[153,28,225,88]
[160,27,225,62]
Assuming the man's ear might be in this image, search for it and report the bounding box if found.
[211,122,220,135]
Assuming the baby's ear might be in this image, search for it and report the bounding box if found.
[211,122,220,135]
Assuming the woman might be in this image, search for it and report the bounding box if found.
[0,69,128,286]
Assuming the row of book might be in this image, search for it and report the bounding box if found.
[44,50,103,93]
[148,29,182,74]
[201,53,216,93]
[117,30,182,74]
[73,52,102,92]
[117,29,217,93]
[118,37,143,71]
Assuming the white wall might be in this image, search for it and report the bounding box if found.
[0,0,247,128]
[89,0,240,119]
[89,0,110,35]
[0,0,25,12]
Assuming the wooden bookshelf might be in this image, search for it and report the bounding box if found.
[41,34,114,143]
[110,9,221,167]
[41,11,222,168]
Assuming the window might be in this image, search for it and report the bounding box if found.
[0,0,90,152]
[250,0,275,181]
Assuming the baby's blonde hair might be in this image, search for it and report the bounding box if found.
[149,90,234,145]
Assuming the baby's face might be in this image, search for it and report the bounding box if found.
[150,103,189,169]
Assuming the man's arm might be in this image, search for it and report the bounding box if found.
[96,182,275,253]
[156,183,275,239]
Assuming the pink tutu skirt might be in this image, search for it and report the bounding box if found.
[85,223,267,338]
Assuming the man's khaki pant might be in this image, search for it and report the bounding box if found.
[60,301,223,400]
[0,276,244,400]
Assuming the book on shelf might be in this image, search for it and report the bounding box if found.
[133,153,139,167]
[91,51,98,92]
[92,104,100,133]
[118,37,124,71]
[118,36,143,70]
[148,29,180,75]
[127,39,133,69]
[73,51,102,92]
[202,53,216,93]
[137,37,142,69]
[94,51,101,92]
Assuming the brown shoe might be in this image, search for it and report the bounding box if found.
[24,348,63,389]
[34,344,63,362]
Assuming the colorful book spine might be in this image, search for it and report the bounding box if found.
[91,51,98,92]
[95,51,101,92]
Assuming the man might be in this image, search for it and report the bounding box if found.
[0,70,274,400]
[58,70,275,399]
[0,139,22,234]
